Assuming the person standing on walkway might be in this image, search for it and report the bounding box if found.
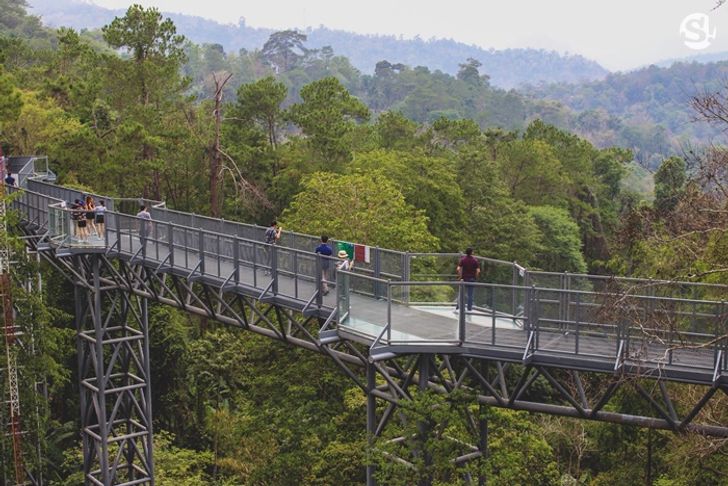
[315,235,333,295]
[71,199,84,240]
[95,200,107,238]
[265,220,281,245]
[85,195,97,237]
[337,249,353,271]
[136,205,152,248]
[263,220,281,275]
[456,247,481,312]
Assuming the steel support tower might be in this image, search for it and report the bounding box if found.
[0,153,27,485]
[6,172,728,485]
[70,254,154,485]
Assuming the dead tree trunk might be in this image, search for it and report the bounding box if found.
[210,72,233,218]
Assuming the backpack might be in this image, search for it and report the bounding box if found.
[264,227,277,244]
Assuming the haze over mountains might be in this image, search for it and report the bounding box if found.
[29,0,609,88]
[19,0,728,170]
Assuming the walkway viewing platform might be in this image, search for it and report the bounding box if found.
[7,164,728,387]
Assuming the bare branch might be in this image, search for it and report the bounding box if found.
[218,147,272,209]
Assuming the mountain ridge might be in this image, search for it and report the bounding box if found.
[27,0,609,88]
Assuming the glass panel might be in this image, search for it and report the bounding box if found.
[467,285,528,348]
[388,282,458,344]
[337,273,388,339]
[337,272,351,327]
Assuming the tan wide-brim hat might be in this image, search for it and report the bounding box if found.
[338,250,349,258]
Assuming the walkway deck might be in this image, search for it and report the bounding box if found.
[9,179,728,386]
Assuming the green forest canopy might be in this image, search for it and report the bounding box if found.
[2,2,728,484]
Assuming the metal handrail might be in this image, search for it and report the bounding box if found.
[19,181,728,291]
[10,181,728,374]
[331,270,726,358]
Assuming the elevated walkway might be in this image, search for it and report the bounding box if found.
[7,170,727,387]
[5,156,728,484]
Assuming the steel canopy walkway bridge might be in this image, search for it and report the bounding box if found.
[4,157,728,485]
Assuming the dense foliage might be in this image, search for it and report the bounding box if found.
[522,61,728,168]
[22,0,728,168]
[1,2,727,484]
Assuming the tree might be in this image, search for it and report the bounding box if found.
[101,5,189,199]
[2,91,83,157]
[429,117,483,150]
[0,0,47,38]
[0,66,21,128]
[653,156,686,213]
[524,119,593,186]
[529,205,587,273]
[45,28,102,118]
[235,76,287,152]
[260,30,308,72]
[102,4,186,106]
[374,111,418,150]
[287,77,369,166]
[210,71,233,217]
[498,138,568,206]
[351,149,466,250]
[281,171,438,251]
[457,57,488,86]
[374,396,560,485]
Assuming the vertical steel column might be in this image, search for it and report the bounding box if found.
[74,278,92,483]
[458,283,466,343]
[373,247,382,300]
[115,211,122,254]
[511,263,517,316]
[198,229,205,275]
[233,237,240,286]
[92,255,110,485]
[271,245,279,295]
[315,254,323,309]
[417,355,432,486]
[75,254,154,485]
[478,360,489,486]
[141,295,155,484]
[366,363,377,486]
[402,252,410,304]
[167,224,175,268]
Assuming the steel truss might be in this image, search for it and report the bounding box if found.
[36,250,728,485]
[356,353,728,484]
[68,254,154,485]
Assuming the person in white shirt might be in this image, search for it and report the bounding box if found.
[136,205,152,246]
[95,200,107,238]
[336,249,353,271]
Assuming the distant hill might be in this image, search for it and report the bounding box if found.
[522,61,728,167]
[27,0,609,88]
[653,51,728,68]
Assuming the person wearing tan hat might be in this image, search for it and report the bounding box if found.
[336,249,353,271]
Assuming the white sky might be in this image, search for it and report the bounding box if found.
[89,0,728,71]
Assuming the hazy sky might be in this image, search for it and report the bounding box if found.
[90,0,728,71]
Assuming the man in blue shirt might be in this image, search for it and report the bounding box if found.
[315,235,333,295]
[4,173,15,187]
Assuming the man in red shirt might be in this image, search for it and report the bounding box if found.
[456,247,481,312]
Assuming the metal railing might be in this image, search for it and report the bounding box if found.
[340,271,728,377]
[8,181,728,379]
[7,186,61,232]
[102,210,343,304]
